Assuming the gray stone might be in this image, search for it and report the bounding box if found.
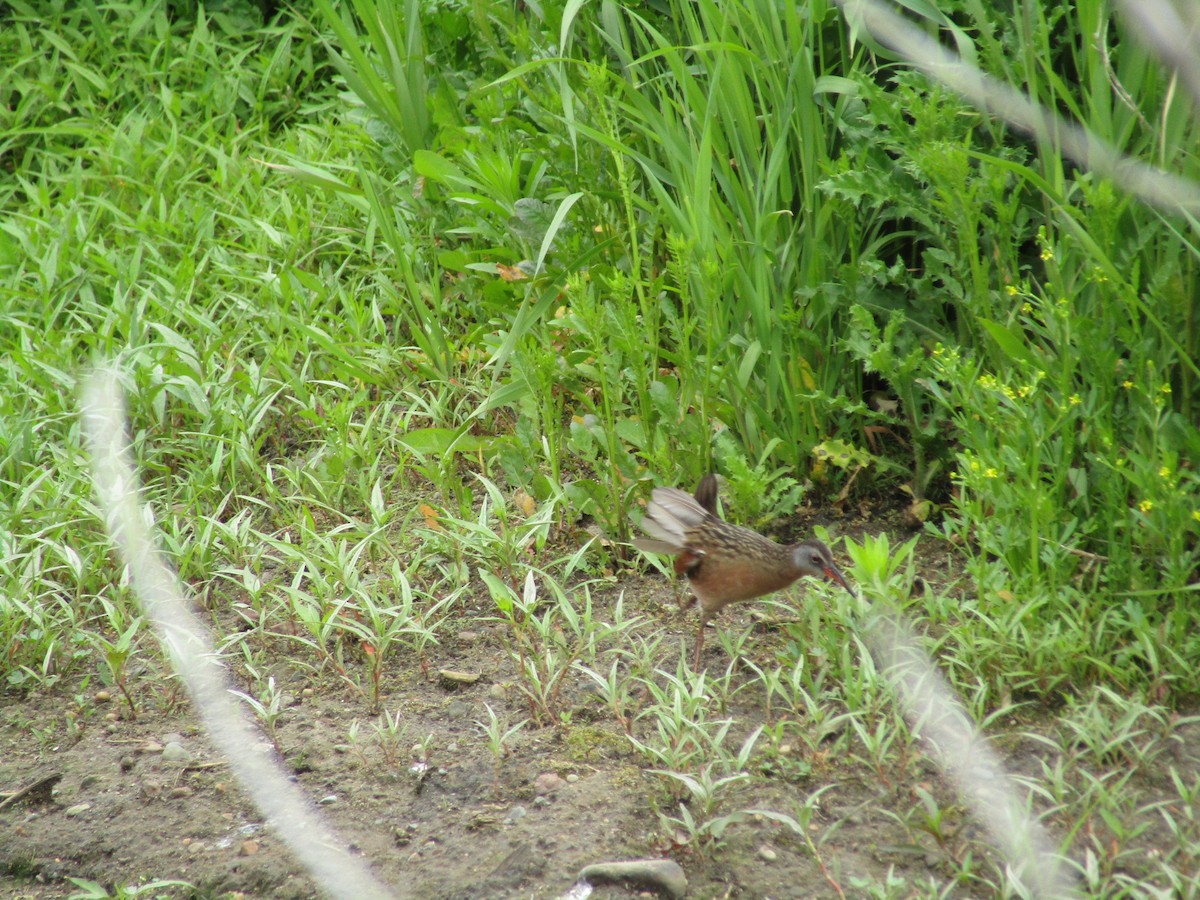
[439,669,480,688]
[533,772,566,795]
[503,804,527,825]
[578,859,687,899]
[445,700,472,719]
[161,742,193,764]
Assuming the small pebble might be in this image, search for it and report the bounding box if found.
[94,690,112,703]
[65,803,91,817]
[565,773,580,784]
[534,773,566,795]
[161,742,193,764]
[458,630,481,644]
[758,844,778,862]
[240,840,260,856]
[318,795,339,806]
[445,701,472,719]
[439,669,481,689]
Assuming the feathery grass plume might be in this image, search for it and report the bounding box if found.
[1116,0,1200,113]
[81,367,395,900]
[836,0,1200,214]
[863,608,1076,897]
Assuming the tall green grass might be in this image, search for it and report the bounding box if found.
[3,3,1200,893]
[2,0,1198,738]
[304,0,1200,699]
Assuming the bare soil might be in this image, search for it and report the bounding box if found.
[2,523,1197,899]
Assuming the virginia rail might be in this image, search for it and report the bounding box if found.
[635,475,849,667]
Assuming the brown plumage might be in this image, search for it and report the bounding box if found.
[692,472,719,516]
[635,477,850,667]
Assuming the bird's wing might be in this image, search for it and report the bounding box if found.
[632,537,678,554]
[637,487,709,548]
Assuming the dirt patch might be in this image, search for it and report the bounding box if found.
[3,528,1198,898]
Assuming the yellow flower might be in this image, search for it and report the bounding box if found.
[1021,302,1033,314]
[1068,394,1082,406]
[1041,247,1053,261]
[1122,380,1134,390]
[985,468,999,479]
[1006,284,1019,296]
[1160,383,1172,395]
[1138,499,1154,512]
[1192,510,1200,523]
[1159,466,1171,479]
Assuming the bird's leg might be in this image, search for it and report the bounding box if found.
[692,610,711,669]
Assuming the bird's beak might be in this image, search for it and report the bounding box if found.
[824,566,851,593]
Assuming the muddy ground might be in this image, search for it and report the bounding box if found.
[2,522,1198,899]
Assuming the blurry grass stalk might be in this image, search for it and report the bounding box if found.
[835,0,1200,690]
[847,534,1074,898]
[836,0,1200,213]
[81,367,394,900]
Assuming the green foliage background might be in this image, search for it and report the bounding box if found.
[2,0,1198,705]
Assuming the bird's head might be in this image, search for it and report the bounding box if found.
[791,539,850,591]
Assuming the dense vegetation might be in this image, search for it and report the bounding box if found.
[2,0,1198,893]
[4,0,1195,698]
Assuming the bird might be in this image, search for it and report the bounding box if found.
[691,471,719,516]
[634,476,850,668]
